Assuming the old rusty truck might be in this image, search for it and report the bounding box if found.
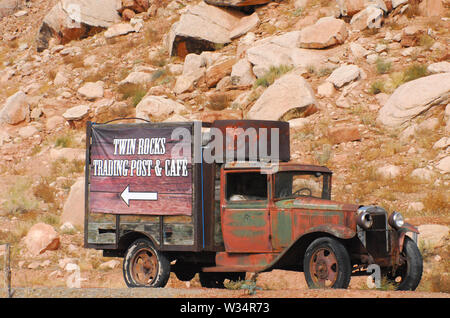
[84,119,423,290]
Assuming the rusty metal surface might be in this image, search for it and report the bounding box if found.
[211,120,290,162]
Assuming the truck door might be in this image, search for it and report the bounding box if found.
[220,170,272,252]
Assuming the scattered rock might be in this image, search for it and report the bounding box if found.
[230,58,256,87]
[411,168,435,182]
[336,0,365,17]
[62,177,85,228]
[205,58,236,88]
[317,82,336,98]
[246,41,325,78]
[350,6,383,31]
[60,222,76,232]
[23,223,60,256]
[433,137,450,149]
[50,148,85,161]
[377,73,450,128]
[63,105,90,121]
[230,12,260,40]
[427,62,450,74]
[328,125,361,144]
[417,224,449,247]
[0,91,29,125]
[136,95,186,120]
[408,202,425,212]
[99,260,121,270]
[392,0,408,9]
[326,64,362,88]
[401,26,424,47]
[119,71,154,85]
[299,17,348,49]
[46,115,65,130]
[246,73,317,121]
[376,164,401,179]
[288,118,310,129]
[350,42,370,59]
[104,23,137,39]
[78,81,105,100]
[436,156,450,173]
[18,125,39,138]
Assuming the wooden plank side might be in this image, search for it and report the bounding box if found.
[90,192,192,215]
[90,173,193,193]
[90,142,192,161]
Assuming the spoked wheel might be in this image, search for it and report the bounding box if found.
[303,237,351,289]
[310,248,339,287]
[123,239,170,288]
[131,248,158,285]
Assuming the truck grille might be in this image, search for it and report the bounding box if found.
[366,210,389,256]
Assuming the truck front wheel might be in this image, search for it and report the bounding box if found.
[123,238,170,288]
[303,237,352,289]
[383,237,423,291]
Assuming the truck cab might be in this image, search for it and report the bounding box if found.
[84,119,423,290]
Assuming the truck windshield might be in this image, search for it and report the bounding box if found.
[274,171,325,200]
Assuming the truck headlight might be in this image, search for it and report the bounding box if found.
[388,211,404,229]
[356,211,373,230]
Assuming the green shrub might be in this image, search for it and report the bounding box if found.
[369,80,386,94]
[254,65,293,88]
[2,178,39,215]
[376,58,392,74]
[403,64,428,83]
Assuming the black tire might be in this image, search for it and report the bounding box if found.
[303,237,352,289]
[383,237,423,291]
[199,272,246,288]
[123,238,170,288]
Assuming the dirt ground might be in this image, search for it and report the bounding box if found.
[1,268,448,298]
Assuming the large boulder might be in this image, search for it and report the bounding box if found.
[167,2,254,57]
[135,95,186,121]
[350,5,384,31]
[231,58,256,86]
[326,64,362,88]
[77,81,105,100]
[61,177,85,228]
[299,17,349,49]
[37,0,122,52]
[377,73,450,127]
[0,91,29,125]
[246,34,327,78]
[23,223,60,256]
[246,72,317,120]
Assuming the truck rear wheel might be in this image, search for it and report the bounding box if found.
[303,237,351,289]
[123,238,170,288]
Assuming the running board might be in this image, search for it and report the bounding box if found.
[201,252,279,273]
[202,265,265,273]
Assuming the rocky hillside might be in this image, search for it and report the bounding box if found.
[0,0,449,293]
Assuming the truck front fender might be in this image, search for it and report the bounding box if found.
[302,224,356,240]
[397,222,419,252]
